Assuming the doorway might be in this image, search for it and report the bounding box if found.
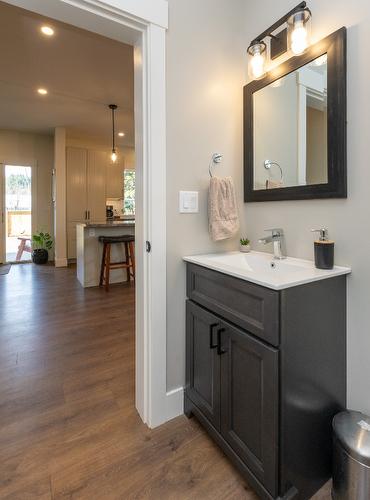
[1,0,169,429]
[3,164,32,263]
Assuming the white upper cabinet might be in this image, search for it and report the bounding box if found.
[106,158,125,199]
[66,146,111,258]
[87,150,107,221]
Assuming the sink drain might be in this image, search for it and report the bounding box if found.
[270,261,276,269]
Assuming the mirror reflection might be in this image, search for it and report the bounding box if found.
[253,54,328,190]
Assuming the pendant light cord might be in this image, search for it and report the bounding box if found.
[109,104,117,153]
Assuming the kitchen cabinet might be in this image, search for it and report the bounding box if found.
[66,147,107,259]
[106,159,125,199]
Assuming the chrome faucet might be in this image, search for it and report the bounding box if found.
[259,228,286,260]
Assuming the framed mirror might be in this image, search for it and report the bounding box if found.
[244,27,347,202]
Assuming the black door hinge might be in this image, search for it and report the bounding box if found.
[146,241,151,253]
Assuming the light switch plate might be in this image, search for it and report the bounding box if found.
[89,229,96,237]
[179,191,199,213]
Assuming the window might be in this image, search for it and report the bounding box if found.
[123,169,135,215]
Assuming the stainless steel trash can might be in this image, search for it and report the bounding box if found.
[332,410,370,499]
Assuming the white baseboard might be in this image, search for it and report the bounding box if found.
[54,258,68,267]
[165,386,184,422]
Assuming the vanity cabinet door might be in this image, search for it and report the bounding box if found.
[186,301,221,431]
[220,324,279,497]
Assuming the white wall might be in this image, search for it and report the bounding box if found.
[0,129,54,240]
[54,127,67,267]
[166,0,247,390]
[243,0,370,415]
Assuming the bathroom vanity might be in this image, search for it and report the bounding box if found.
[183,252,351,500]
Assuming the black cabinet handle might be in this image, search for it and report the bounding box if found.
[217,328,227,355]
[209,323,219,349]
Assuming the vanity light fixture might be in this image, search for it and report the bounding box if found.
[109,104,118,163]
[247,2,312,80]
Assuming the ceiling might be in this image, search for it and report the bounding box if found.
[0,1,135,147]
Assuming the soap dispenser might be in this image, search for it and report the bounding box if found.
[311,228,334,270]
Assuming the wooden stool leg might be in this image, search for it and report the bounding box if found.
[99,243,107,287]
[105,243,111,292]
[124,242,130,282]
[129,241,135,282]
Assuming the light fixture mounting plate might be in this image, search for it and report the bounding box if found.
[109,104,117,110]
[270,28,288,60]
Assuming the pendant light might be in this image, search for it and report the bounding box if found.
[109,104,118,163]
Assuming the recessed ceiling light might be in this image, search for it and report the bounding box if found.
[118,132,125,137]
[41,26,54,36]
[37,88,48,95]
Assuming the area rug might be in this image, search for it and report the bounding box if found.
[0,264,11,275]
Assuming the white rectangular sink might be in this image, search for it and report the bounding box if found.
[183,251,351,290]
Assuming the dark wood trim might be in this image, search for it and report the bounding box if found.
[244,27,347,202]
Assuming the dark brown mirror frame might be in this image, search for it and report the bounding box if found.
[244,27,347,202]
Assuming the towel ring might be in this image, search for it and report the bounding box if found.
[209,153,223,178]
[264,159,283,182]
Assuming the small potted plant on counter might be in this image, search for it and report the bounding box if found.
[31,231,53,265]
[240,237,251,253]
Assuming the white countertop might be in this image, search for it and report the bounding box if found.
[183,251,351,290]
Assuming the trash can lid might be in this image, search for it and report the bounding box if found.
[333,410,370,466]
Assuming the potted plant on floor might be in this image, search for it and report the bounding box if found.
[240,237,251,253]
[31,231,53,265]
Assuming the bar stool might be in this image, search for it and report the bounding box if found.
[99,235,135,291]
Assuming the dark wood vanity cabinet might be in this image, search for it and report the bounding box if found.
[185,263,347,500]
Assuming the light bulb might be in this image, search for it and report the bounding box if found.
[291,21,308,55]
[248,42,266,80]
[111,151,118,163]
[288,9,311,56]
[41,26,54,36]
[251,53,265,79]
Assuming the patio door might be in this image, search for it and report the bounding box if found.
[0,164,33,263]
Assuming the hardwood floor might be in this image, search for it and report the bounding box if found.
[0,263,259,500]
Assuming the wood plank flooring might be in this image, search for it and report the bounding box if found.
[0,263,258,499]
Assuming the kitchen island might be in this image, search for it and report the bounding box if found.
[76,220,135,287]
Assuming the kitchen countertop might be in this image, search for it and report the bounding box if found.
[78,220,135,228]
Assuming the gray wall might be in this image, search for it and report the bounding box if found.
[166,0,370,417]
[166,0,247,390]
[244,0,370,414]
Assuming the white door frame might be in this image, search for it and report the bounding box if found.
[2,0,173,428]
